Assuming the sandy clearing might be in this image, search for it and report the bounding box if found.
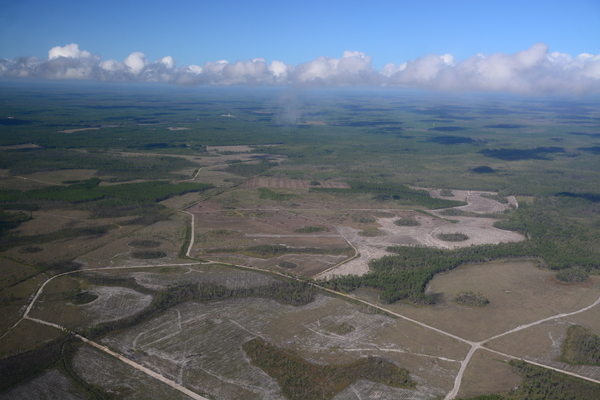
[318,213,524,279]
[82,286,153,324]
[57,127,101,133]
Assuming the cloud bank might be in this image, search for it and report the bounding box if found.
[1,43,600,95]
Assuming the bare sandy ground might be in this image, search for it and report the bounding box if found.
[318,192,524,279]
[0,143,42,150]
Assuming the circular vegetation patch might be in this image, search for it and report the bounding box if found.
[132,250,167,259]
[352,215,376,223]
[394,218,419,226]
[555,268,588,283]
[437,232,469,242]
[471,166,495,174]
[278,261,298,269]
[129,240,161,248]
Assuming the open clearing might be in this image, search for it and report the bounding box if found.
[353,261,600,342]
[319,191,523,279]
[486,305,600,383]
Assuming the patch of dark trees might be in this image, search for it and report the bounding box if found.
[427,136,475,145]
[333,120,403,127]
[471,166,495,173]
[0,119,33,126]
[578,146,600,154]
[480,147,565,160]
[569,132,600,137]
[428,127,468,132]
[483,124,526,129]
[556,192,600,203]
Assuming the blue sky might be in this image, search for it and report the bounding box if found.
[1,0,600,94]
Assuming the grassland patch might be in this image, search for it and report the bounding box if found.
[257,188,296,201]
[203,244,353,258]
[461,360,600,399]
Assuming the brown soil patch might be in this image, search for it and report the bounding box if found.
[243,178,350,189]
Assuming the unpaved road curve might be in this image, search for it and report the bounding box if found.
[76,334,209,400]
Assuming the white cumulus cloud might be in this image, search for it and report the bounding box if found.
[48,43,93,60]
[1,43,600,95]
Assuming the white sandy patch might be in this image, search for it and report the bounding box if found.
[319,194,524,279]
